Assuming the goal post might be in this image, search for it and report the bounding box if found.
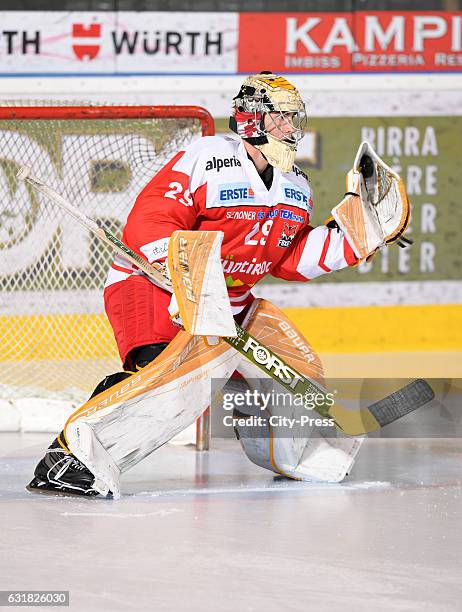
[0,104,214,449]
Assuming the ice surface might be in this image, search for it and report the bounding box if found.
[0,434,461,611]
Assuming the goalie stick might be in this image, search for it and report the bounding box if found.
[17,166,435,435]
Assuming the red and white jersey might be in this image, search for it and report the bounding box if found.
[106,135,356,315]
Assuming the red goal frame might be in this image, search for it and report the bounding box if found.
[0,104,215,450]
[0,104,215,135]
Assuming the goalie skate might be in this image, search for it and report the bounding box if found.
[26,437,100,498]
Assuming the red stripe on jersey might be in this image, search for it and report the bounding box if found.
[318,229,332,273]
[343,237,358,266]
[112,262,134,274]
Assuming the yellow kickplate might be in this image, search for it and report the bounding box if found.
[1,304,461,363]
[1,313,118,361]
[284,304,462,353]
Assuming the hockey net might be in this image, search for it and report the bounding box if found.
[0,103,213,438]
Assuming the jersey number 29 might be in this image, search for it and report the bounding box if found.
[244,220,273,246]
[164,182,193,207]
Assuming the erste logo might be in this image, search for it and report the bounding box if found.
[219,183,255,203]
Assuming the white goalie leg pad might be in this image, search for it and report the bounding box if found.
[237,423,363,482]
[234,298,363,482]
[65,421,121,497]
[233,375,311,476]
[288,436,364,483]
[64,331,241,498]
[227,377,274,474]
[235,373,364,483]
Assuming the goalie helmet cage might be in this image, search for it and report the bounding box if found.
[0,104,214,450]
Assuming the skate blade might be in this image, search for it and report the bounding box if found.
[26,483,99,498]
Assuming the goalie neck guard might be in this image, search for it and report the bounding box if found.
[229,71,307,172]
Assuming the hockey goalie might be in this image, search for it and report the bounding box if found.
[27,71,410,498]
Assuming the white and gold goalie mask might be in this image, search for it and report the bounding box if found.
[229,71,307,172]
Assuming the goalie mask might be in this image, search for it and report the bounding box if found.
[229,71,307,172]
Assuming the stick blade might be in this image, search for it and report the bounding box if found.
[368,379,435,428]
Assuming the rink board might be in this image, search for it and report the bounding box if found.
[1,303,461,363]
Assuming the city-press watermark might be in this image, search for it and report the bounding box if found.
[211,378,462,439]
[222,388,337,430]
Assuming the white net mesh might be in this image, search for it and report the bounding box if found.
[0,104,209,405]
